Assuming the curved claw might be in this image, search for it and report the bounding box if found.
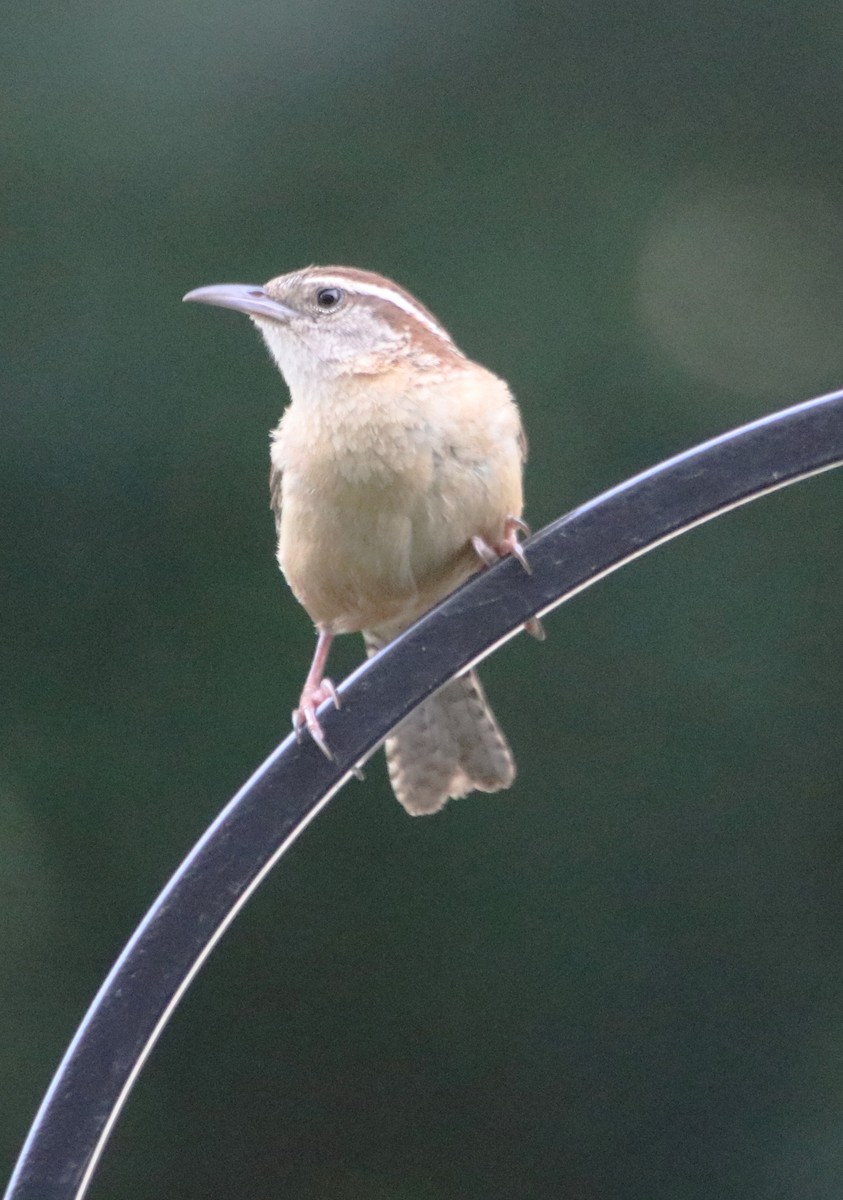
[508,516,531,536]
[473,518,542,639]
[507,537,532,575]
[502,516,533,574]
[308,722,334,761]
[292,676,339,761]
[472,517,533,575]
[291,706,334,760]
[471,534,499,568]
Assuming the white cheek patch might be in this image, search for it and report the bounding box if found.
[253,318,319,394]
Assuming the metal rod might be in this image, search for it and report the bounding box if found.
[6,387,843,1199]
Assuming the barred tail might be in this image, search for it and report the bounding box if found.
[364,630,516,816]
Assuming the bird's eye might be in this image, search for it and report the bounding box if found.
[316,286,344,310]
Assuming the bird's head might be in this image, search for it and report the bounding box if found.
[184,265,463,394]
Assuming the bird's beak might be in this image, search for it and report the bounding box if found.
[182,283,297,322]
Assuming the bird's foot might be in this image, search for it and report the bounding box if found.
[292,677,340,760]
[472,517,545,641]
[472,516,532,573]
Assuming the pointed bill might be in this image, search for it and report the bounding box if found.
[182,284,296,322]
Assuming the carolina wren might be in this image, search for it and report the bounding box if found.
[184,266,535,815]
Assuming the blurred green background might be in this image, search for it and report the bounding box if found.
[4,1,843,1197]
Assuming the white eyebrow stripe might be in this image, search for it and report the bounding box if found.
[313,276,454,344]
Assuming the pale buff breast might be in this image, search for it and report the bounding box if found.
[271,364,524,633]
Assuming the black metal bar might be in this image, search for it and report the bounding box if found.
[6,387,843,1199]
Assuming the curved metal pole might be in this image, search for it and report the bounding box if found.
[6,388,843,1199]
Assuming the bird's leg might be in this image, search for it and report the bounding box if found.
[292,625,339,759]
[472,517,546,641]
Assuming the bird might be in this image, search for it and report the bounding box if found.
[183,265,537,815]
